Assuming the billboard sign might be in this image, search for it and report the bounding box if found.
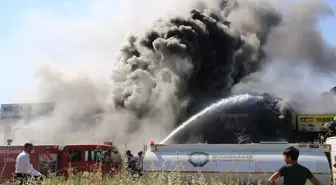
[297,114,336,132]
[0,102,54,120]
[0,104,30,119]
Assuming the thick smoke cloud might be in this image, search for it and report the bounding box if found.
[1,0,335,149]
[232,0,336,114]
[111,0,283,126]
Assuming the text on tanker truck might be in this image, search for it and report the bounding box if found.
[212,155,254,162]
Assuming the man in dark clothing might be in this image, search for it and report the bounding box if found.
[268,146,320,185]
[125,150,137,175]
[135,151,144,176]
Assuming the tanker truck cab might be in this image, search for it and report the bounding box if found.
[142,140,336,184]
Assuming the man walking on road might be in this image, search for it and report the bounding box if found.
[268,146,320,185]
[14,142,42,185]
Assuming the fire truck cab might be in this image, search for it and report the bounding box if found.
[59,142,123,177]
[0,142,122,183]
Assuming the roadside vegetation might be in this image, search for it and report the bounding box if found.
[1,169,270,185]
[1,162,319,185]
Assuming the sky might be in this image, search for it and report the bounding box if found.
[0,0,335,104]
[0,0,92,104]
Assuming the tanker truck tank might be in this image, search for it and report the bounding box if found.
[142,140,333,184]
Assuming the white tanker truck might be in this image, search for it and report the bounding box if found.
[141,137,336,184]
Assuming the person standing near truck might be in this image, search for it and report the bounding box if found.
[125,150,137,175]
[135,151,144,176]
[268,146,321,185]
[14,142,42,185]
[317,133,325,144]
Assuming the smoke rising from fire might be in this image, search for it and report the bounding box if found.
[1,0,335,150]
[232,0,336,114]
[160,93,293,144]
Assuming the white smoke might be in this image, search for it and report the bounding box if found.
[1,0,201,151]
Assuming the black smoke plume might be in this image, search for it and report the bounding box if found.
[112,0,281,124]
[111,0,335,144]
[110,0,293,144]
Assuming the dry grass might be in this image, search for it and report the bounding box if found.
[0,160,268,185]
[1,170,266,185]
[1,171,321,185]
[0,156,327,185]
[1,164,323,185]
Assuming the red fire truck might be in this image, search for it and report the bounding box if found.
[0,142,123,183]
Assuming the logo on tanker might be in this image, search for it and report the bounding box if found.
[188,152,209,167]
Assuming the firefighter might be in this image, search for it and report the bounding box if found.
[135,151,144,176]
[125,150,137,175]
[14,142,43,185]
[316,133,325,144]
